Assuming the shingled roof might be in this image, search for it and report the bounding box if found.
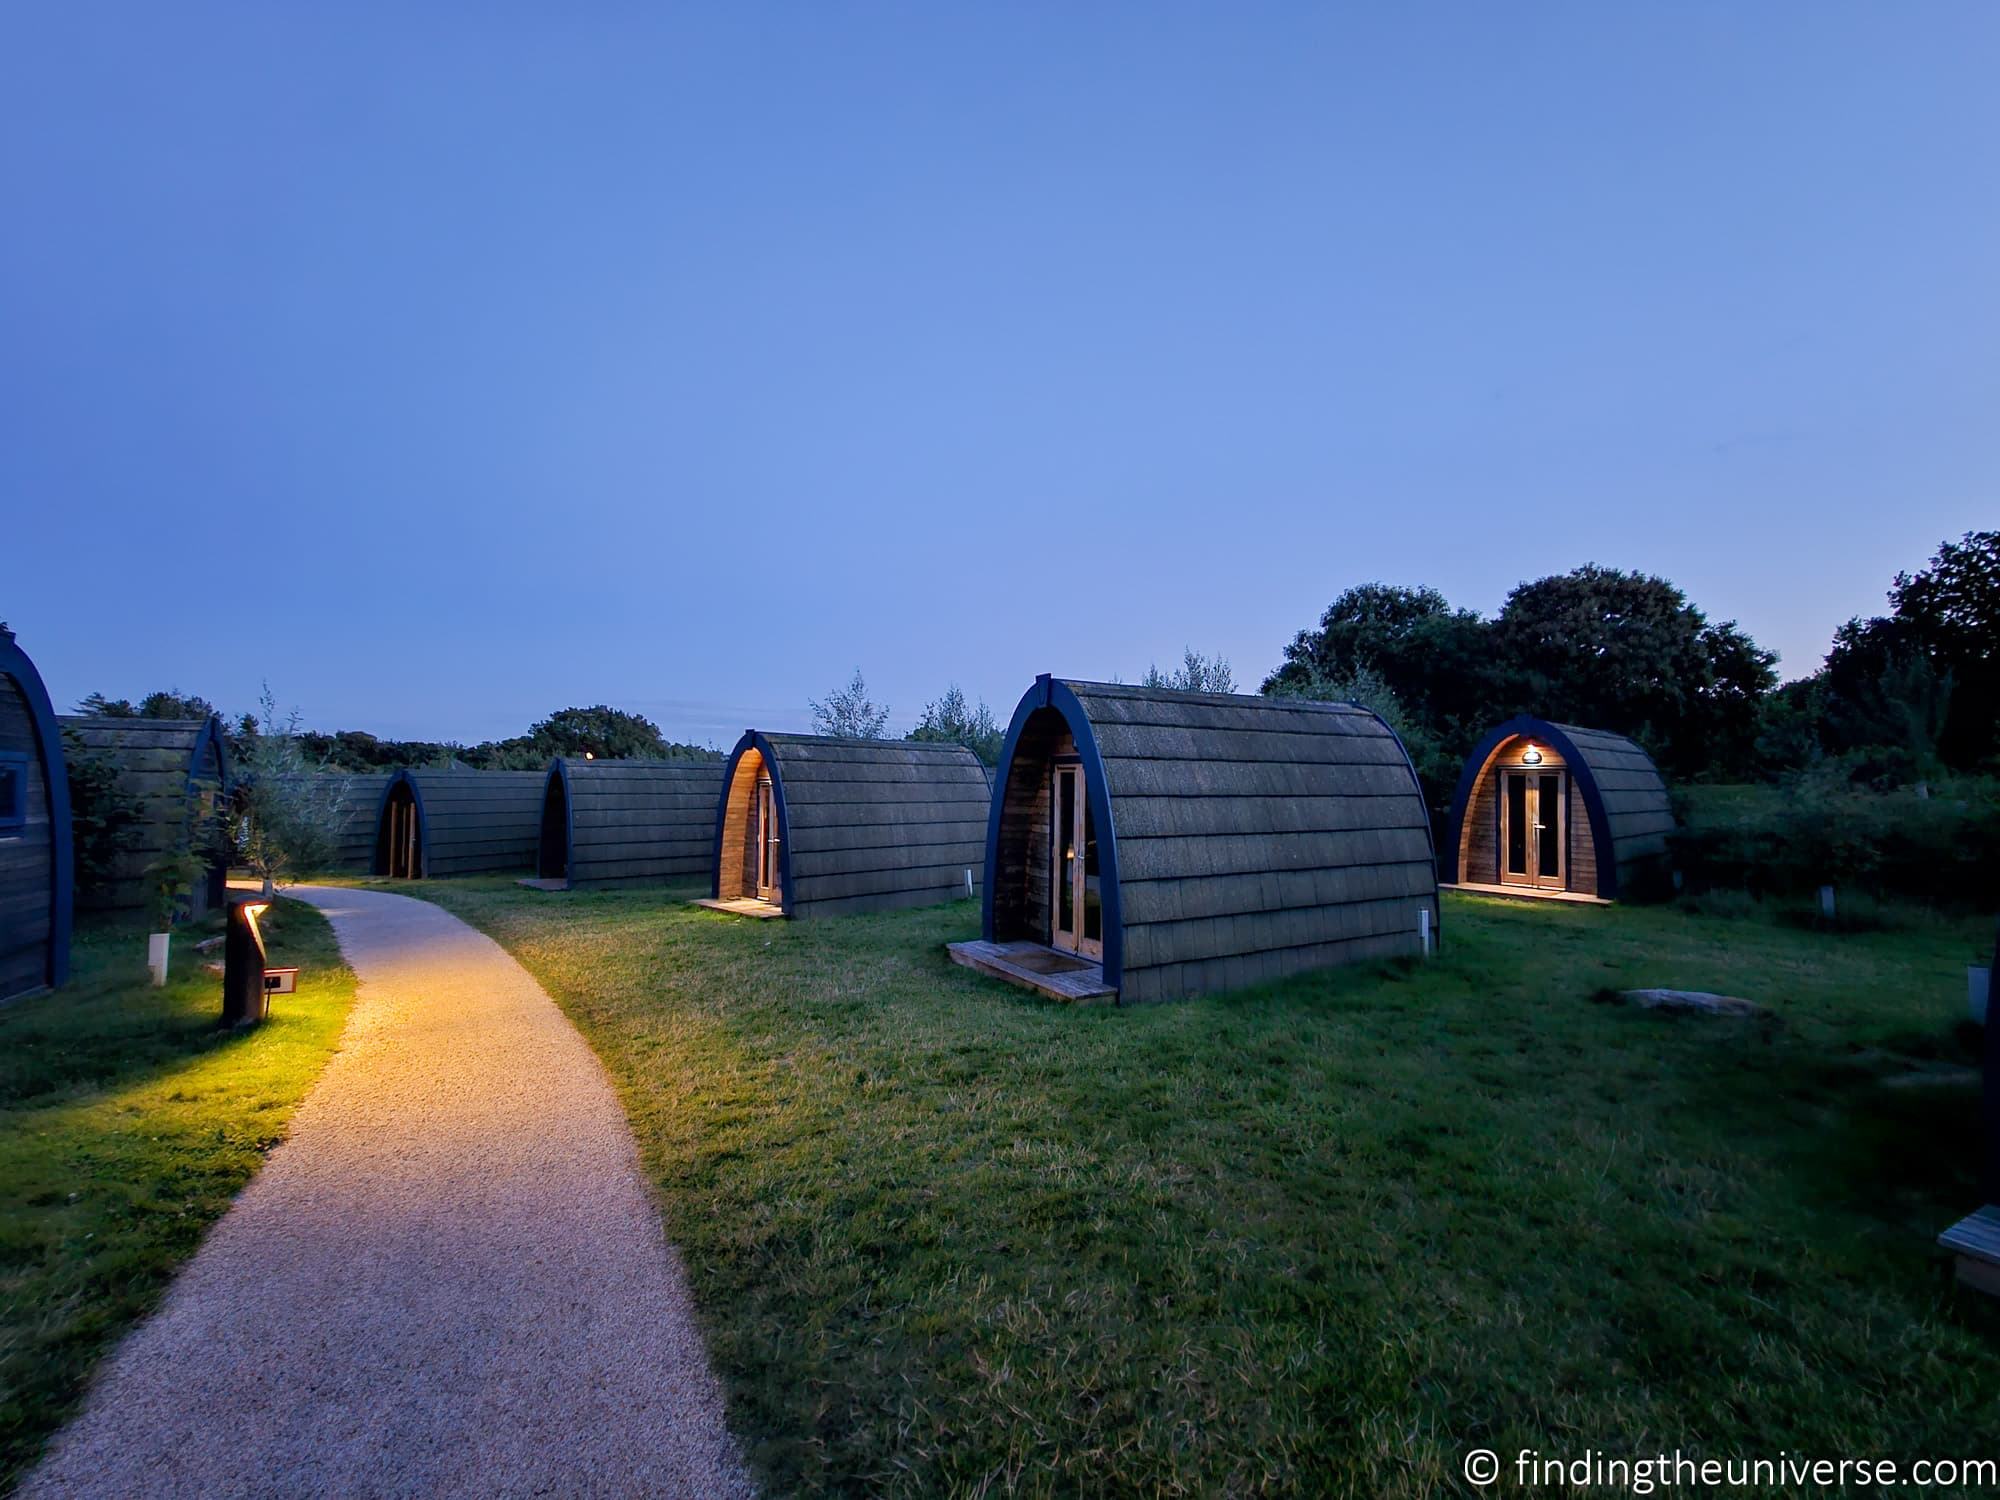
[57,714,231,915]
[377,768,545,878]
[712,733,988,917]
[981,677,1439,1002]
[539,757,725,888]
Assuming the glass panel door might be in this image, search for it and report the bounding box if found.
[1052,765,1079,950]
[1535,772,1565,888]
[1503,771,1530,882]
[755,778,780,902]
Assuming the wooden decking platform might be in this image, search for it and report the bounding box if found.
[947,940,1117,1003]
[1442,882,1612,907]
[1940,1205,2000,1296]
[692,897,786,919]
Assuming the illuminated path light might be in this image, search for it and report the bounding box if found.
[22,886,751,1497]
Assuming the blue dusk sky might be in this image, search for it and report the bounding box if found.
[3,4,1994,748]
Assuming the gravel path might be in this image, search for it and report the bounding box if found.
[25,885,752,1499]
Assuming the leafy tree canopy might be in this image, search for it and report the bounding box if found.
[1144,648,1236,694]
[811,669,891,739]
[908,685,1003,765]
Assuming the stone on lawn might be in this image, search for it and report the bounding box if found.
[1619,988,1768,1018]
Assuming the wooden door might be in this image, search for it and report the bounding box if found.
[1500,769,1566,888]
[755,778,780,902]
[1049,763,1103,960]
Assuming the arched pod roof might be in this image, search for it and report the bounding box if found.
[1441,716,1674,900]
[712,733,988,917]
[379,768,545,878]
[57,712,231,913]
[0,629,72,997]
[981,677,1439,1002]
[541,757,725,889]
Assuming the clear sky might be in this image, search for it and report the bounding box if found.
[4,5,1994,748]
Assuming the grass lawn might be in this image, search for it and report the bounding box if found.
[0,900,357,1489]
[431,881,1996,1495]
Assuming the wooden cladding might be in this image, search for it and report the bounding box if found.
[986,678,1439,1003]
[715,734,989,918]
[540,758,724,889]
[1445,719,1673,901]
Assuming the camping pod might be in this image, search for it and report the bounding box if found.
[373,768,544,878]
[321,773,393,873]
[1440,717,1674,902]
[0,629,72,1000]
[701,733,988,918]
[953,676,1440,1003]
[57,711,232,919]
[536,758,726,889]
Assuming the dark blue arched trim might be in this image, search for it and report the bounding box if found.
[376,768,433,879]
[194,713,232,797]
[982,675,1125,992]
[2,633,72,991]
[713,731,794,915]
[539,759,577,887]
[1441,716,1618,900]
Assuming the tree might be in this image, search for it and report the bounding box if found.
[908,685,1003,765]
[74,688,221,721]
[1143,648,1236,694]
[810,669,890,738]
[1822,530,1999,768]
[238,685,348,888]
[527,705,673,761]
[1491,565,1775,777]
[1262,583,1498,734]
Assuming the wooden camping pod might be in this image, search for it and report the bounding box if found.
[707,733,988,918]
[1440,717,1675,902]
[373,768,545,878]
[967,676,1439,1003]
[0,630,73,1001]
[537,758,726,888]
[57,712,232,919]
[327,773,394,873]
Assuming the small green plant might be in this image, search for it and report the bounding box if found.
[238,684,346,886]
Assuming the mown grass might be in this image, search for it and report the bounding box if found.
[419,880,2000,1496]
[0,901,356,1490]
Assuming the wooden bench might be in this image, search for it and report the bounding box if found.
[1939,1205,2000,1296]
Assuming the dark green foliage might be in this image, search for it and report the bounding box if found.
[1673,775,2000,908]
[296,728,459,772]
[1141,647,1236,694]
[1492,565,1775,778]
[1819,530,1999,771]
[71,689,221,722]
[60,727,142,905]
[477,705,718,768]
[1265,573,1776,789]
[907,685,1003,765]
[809,669,890,739]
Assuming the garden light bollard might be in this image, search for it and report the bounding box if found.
[1819,885,1837,921]
[146,932,170,987]
[222,894,273,1028]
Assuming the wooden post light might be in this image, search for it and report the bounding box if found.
[222,894,273,1028]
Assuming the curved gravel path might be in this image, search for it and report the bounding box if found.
[25,885,752,1499]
